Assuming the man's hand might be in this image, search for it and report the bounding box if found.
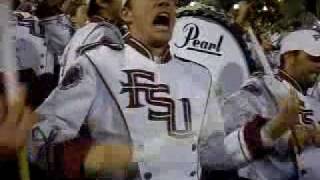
[290,125,314,149]
[262,89,300,141]
[84,144,132,178]
[287,124,320,150]
[313,127,320,146]
[0,89,37,158]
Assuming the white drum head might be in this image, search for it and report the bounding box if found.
[171,14,252,98]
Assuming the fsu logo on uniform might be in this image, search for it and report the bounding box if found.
[120,69,193,138]
[298,100,318,126]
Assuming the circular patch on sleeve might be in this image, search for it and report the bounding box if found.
[59,64,84,90]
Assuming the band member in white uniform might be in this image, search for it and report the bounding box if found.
[31,0,220,179]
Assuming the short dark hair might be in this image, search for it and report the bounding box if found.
[87,0,100,17]
[87,0,112,17]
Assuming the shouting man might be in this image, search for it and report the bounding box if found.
[30,0,218,179]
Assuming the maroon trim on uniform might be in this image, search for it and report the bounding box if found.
[160,45,171,63]
[54,137,93,179]
[124,34,172,64]
[243,115,269,159]
[124,35,153,60]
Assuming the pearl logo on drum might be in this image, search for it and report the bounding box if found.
[175,23,224,56]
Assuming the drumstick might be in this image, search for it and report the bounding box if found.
[247,27,273,75]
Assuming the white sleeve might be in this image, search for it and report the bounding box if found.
[199,87,271,170]
[32,55,97,146]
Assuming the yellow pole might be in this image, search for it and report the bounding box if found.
[18,147,30,180]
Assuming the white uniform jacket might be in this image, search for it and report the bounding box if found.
[32,34,218,180]
[201,70,320,180]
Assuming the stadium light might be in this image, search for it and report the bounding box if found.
[190,1,197,7]
[262,5,268,11]
[233,3,240,10]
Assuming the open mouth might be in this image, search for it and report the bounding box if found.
[153,12,171,30]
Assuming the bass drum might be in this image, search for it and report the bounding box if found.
[170,8,256,99]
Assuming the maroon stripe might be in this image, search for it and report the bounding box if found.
[243,115,269,159]
[53,137,93,179]
[125,36,153,60]
[124,34,172,63]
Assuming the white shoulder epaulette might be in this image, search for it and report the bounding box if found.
[77,22,125,55]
